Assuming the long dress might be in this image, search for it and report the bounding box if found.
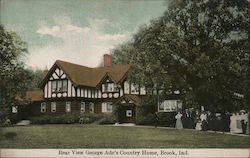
[175,113,183,129]
[195,120,202,130]
[200,113,207,131]
[230,114,237,133]
[230,114,243,133]
[195,114,202,130]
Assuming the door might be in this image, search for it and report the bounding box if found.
[118,104,135,123]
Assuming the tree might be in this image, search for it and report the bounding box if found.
[0,25,33,124]
[112,0,249,112]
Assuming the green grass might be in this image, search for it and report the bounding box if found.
[0,125,249,148]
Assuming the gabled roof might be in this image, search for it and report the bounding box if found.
[113,94,142,106]
[41,60,131,88]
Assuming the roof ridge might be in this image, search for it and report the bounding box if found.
[56,60,93,69]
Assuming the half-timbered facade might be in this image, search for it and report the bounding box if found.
[26,54,146,123]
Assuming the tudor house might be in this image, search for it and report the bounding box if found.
[23,54,147,123]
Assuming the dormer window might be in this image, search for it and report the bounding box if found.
[131,84,139,94]
[102,83,119,92]
[51,80,67,92]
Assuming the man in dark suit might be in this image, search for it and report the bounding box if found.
[190,108,196,129]
[154,112,160,128]
[182,109,191,128]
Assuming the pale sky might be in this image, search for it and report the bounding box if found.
[0,0,167,69]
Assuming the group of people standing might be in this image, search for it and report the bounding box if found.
[174,108,249,135]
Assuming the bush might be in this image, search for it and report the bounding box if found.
[136,112,177,127]
[158,112,176,127]
[136,114,156,125]
[95,114,116,124]
[29,113,115,125]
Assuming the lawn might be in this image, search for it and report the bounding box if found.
[0,125,249,148]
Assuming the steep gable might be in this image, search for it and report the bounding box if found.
[40,60,131,88]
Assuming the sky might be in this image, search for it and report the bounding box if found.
[0,0,167,69]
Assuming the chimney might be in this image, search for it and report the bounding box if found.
[103,54,112,67]
[43,66,49,78]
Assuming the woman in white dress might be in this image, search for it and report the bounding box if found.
[175,112,183,129]
[195,111,202,130]
[230,113,243,133]
[200,112,207,131]
[236,113,243,133]
[230,113,237,133]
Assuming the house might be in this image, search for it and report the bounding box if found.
[24,54,147,123]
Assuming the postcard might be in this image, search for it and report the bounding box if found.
[0,0,249,158]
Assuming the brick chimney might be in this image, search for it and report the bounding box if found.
[103,54,112,67]
[43,66,49,78]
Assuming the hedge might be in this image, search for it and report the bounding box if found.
[28,113,116,125]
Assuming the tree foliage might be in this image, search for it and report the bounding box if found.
[112,0,249,112]
[0,25,41,124]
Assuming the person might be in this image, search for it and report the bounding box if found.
[230,113,243,133]
[200,111,207,131]
[154,112,160,128]
[221,112,228,133]
[190,108,196,129]
[246,112,250,135]
[175,111,183,129]
[182,109,191,128]
[236,113,243,133]
[214,113,222,132]
[240,111,247,134]
[195,110,201,130]
[79,117,84,125]
[230,113,237,133]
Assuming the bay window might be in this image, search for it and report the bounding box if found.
[158,100,182,112]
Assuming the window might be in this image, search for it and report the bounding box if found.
[57,80,62,91]
[80,102,85,113]
[102,83,119,92]
[65,101,71,112]
[158,102,164,111]
[92,89,95,98]
[51,80,67,92]
[102,102,112,113]
[89,102,94,113]
[41,102,46,113]
[51,102,56,112]
[131,84,139,94]
[158,100,181,112]
[52,81,57,92]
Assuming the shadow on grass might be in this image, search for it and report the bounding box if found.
[4,132,17,140]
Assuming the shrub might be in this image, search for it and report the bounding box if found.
[136,114,156,126]
[95,114,116,124]
[136,112,177,127]
[29,113,116,125]
[158,112,176,127]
